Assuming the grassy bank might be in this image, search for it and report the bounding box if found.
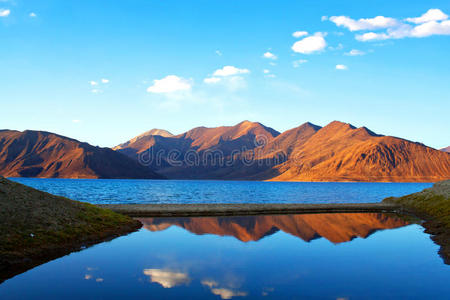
[384,179,450,264]
[0,177,141,282]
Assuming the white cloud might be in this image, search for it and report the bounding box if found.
[204,77,221,84]
[72,119,81,123]
[356,20,450,41]
[330,9,450,42]
[215,50,222,56]
[263,69,270,74]
[411,20,450,37]
[291,32,327,54]
[91,89,102,94]
[29,12,37,17]
[89,81,98,86]
[345,49,365,56]
[143,269,190,288]
[321,16,328,21]
[329,15,399,31]
[292,59,308,68]
[101,78,109,84]
[336,64,348,70]
[0,9,10,17]
[263,51,277,60]
[147,75,192,93]
[213,66,250,77]
[406,9,448,24]
[292,31,308,38]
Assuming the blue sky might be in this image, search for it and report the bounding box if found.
[1,0,449,149]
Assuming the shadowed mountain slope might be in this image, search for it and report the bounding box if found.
[0,130,162,179]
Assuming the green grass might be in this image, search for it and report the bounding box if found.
[0,177,140,261]
[384,180,450,228]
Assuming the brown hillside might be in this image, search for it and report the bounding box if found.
[0,130,162,179]
[271,121,450,182]
[114,120,450,182]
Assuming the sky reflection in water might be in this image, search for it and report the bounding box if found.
[0,213,449,299]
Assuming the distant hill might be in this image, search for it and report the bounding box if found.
[441,146,450,153]
[115,120,450,182]
[113,128,173,151]
[0,130,162,179]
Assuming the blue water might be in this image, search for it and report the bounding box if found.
[9,178,431,204]
[0,214,448,299]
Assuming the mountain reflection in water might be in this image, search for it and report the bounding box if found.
[139,213,410,244]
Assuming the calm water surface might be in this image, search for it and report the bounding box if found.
[9,178,431,204]
[0,213,448,299]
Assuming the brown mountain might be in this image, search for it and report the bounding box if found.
[441,146,450,153]
[115,120,450,182]
[0,130,162,179]
[113,128,173,151]
[139,213,410,243]
[270,121,450,182]
[114,120,281,179]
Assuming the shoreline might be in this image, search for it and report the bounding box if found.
[98,203,400,217]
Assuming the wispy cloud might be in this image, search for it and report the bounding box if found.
[345,49,365,56]
[292,59,308,68]
[292,31,308,38]
[329,15,398,31]
[336,64,348,70]
[328,9,450,41]
[213,66,250,76]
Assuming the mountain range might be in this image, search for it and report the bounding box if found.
[1,121,449,181]
[139,213,410,243]
[0,130,162,179]
[113,120,450,182]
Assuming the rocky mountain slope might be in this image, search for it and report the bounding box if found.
[115,121,450,182]
[0,130,162,179]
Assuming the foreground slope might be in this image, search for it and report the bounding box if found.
[384,180,450,264]
[0,130,162,179]
[0,177,141,282]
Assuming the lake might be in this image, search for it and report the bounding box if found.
[8,178,432,204]
[0,213,449,299]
